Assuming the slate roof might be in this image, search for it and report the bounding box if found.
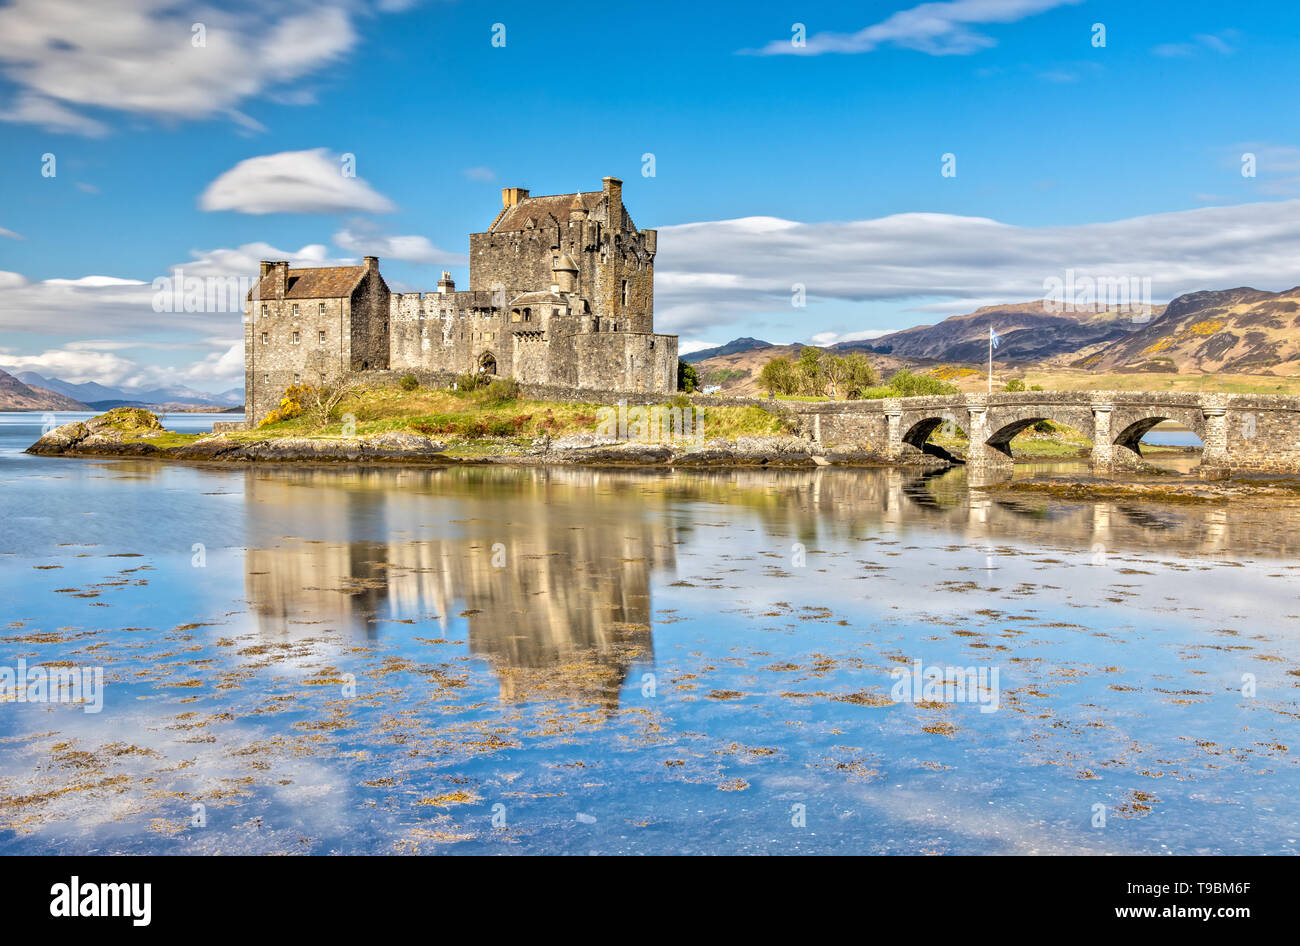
[492,192,603,232]
[247,265,367,301]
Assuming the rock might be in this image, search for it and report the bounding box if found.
[551,432,620,450]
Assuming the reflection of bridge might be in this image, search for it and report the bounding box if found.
[786,391,1300,475]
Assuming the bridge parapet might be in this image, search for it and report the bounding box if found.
[777,390,1300,477]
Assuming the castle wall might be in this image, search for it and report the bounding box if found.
[573,332,677,393]
[244,293,352,424]
[349,266,390,371]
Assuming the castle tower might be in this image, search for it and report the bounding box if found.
[552,254,578,294]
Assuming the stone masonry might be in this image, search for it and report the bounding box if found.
[244,177,677,424]
[782,391,1300,477]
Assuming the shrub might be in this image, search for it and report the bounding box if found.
[453,372,487,393]
[261,383,310,426]
[1004,378,1026,392]
[482,377,521,405]
[884,369,958,397]
[399,373,419,392]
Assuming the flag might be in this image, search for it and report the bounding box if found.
[989,326,1000,349]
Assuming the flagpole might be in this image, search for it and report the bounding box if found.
[988,327,993,393]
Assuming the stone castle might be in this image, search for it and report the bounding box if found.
[243,176,677,424]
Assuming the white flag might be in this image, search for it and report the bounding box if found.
[989,326,1000,349]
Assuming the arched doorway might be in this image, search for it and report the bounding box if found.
[478,351,497,375]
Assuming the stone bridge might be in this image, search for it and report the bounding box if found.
[782,391,1300,476]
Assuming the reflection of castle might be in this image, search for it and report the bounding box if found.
[241,468,674,709]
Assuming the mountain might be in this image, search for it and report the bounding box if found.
[681,337,773,363]
[9,372,243,409]
[1072,287,1300,374]
[860,301,1160,363]
[0,368,89,410]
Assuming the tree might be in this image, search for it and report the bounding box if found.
[839,352,879,399]
[678,359,700,393]
[758,356,797,396]
[794,346,825,396]
[1004,378,1026,392]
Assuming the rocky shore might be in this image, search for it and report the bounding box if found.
[25,409,945,469]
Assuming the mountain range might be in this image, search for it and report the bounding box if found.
[2,370,243,411]
[0,368,89,411]
[692,285,1300,395]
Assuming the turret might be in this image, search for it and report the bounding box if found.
[552,254,578,294]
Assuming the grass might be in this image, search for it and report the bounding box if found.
[229,383,789,445]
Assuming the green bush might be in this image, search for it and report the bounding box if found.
[1004,378,1026,392]
[481,378,520,406]
[399,373,419,392]
[884,369,958,397]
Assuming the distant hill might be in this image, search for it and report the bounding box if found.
[860,301,1159,363]
[681,337,772,363]
[0,368,89,411]
[1071,287,1300,374]
[9,371,243,409]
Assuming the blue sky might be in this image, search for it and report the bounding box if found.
[2,0,1300,391]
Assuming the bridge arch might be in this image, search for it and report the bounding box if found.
[901,414,965,462]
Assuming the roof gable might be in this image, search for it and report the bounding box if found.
[492,191,604,233]
[248,265,368,301]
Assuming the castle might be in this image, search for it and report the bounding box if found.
[243,176,678,424]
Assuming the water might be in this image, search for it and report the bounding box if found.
[0,411,1296,855]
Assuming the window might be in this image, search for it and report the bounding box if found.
[261,332,268,344]
[621,280,628,305]
[261,304,267,319]
[552,257,558,267]
[523,308,531,322]
[292,331,300,344]
[318,330,326,344]
[291,304,299,317]
[318,303,325,316]
[383,320,389,334]
[293,373,300,384]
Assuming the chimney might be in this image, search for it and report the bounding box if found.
[259,261,272,278]
[602,176,623,231]
[363,256,378,271]
[501,187,529,209]
[272,260,289,297]
[437,270,455,294]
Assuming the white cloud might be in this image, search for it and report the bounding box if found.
[200,149,396,215]
[333,227,466,267]
[463,167,496,182]
[0,91,108,136]
[0,227,25,240]
[1153,31,1237,58]
[0,0,360,135]
[654,199,1300,334]
[808,329,892,346]
[753,0,1082,56]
